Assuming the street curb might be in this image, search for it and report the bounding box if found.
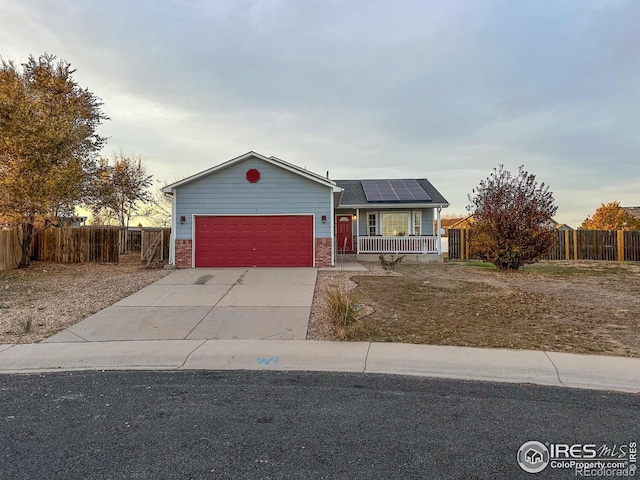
[0,340,638,393]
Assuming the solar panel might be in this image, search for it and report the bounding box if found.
[362,179,431,202]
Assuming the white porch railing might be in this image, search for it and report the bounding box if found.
[358,236,438,254]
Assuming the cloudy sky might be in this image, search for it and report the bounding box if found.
[1,0,638,226]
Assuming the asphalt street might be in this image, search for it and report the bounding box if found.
[1,370,638,479]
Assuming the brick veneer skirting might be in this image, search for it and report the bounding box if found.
[175,239,192,268]
[315,238,332,267]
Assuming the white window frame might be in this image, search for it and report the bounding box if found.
[381,212,410,237]
[413,211,422,236]
[367,212,378,236]
[378,211,423,236]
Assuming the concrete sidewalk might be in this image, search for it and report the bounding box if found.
[0,340,638,393]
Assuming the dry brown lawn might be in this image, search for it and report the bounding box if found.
[3,256,639,357]
[0,254,170,344]
[309,261,640,357]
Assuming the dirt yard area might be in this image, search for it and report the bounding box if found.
[0,254,170,344]
[309,261,640,357]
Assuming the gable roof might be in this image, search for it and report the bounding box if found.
[335,179,449,208]
[449,215,474,228]
[622,206,640,219]
[161,151,337,193]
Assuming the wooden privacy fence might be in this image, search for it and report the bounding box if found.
[448,228,466,261]
[0,226,174,270]
[141,228,171,265]
[33,227,122,264]
[127,229,142,251]
[0,229,23,271]
[542,229,640,261]
[449,228,640,262]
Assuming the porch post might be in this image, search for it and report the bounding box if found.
[169,189,177,265]
[436,207,442,255]
[356,208,360,254]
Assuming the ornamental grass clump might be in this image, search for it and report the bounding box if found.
[325,284,361,340]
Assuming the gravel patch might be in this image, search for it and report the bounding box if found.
[0,254,171,344]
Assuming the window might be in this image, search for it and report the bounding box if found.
[368,213,377,236]
[382,213,410,236]
[414,212,421,235]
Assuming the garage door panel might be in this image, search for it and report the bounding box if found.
[195,215,313,267]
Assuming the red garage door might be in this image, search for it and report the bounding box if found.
[194,215,314,267]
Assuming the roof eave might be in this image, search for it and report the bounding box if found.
[338,203,450,209]
[161,151,336,191]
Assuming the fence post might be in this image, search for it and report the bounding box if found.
[459,229,465,261]
[573,230,578,261]
[464,229,470,260]
[564,230,570,260]
[617,230,624,262]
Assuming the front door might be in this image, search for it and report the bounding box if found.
[337,215,353,252]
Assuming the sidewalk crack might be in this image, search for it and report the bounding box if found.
[544,351,566,387]
[235,269,249,285]
[0,344,17,355]
[175,339,207,370]
[65,330,89,342]
[363,342,372,373]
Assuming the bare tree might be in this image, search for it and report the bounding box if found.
[139,185,173,228]
[89,152,153,229]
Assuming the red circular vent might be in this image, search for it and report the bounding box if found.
[246,169,260,183]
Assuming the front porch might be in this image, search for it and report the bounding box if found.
[337,235,443,264]
[334,206,444,259]
[357,235,438,254]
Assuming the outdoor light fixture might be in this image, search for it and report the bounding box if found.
[180,216,186,224]
[352,214,357,221]
[322,215,327,224]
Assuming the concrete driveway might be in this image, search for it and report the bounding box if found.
[44,268,317,342]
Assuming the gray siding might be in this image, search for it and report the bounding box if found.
[354,208,436,235]
[174,157,333,239]
[422,208,435,235]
